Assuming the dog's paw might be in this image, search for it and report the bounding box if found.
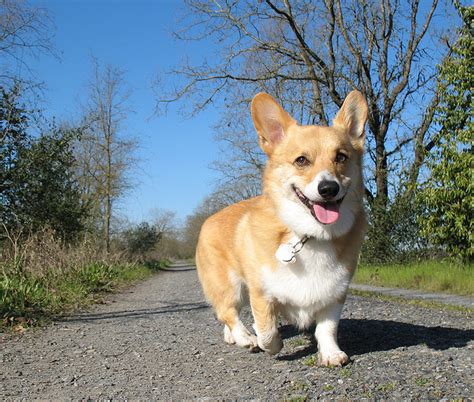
[230,323,258,349]
[318,350,349,367]
[223,325,235,344]
[257,331,283,355]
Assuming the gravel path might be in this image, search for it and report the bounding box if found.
[1,264,472,400]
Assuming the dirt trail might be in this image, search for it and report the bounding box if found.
[1,264,472,399]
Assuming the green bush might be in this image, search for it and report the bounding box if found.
[416,4,473,263]
[361,197,431,264]
[121,222,160,260]
[1,86,88,242]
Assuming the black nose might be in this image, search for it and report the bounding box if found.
[318,180,340,199]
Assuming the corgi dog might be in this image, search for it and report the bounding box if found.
[196,91,368,366]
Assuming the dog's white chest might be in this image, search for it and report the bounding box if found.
[261,240,351,328]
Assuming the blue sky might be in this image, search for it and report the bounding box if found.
[24,0,458,225]
[30,0,221,224]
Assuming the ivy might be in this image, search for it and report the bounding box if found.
[417,4,473,262]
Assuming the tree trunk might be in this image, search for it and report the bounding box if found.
[375,134,388,208]
[104,131,112,253]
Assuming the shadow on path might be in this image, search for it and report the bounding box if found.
[278,318,474,361]
[160,266,196,272]
[60,301,209,323]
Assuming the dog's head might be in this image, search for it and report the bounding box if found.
[251,91,368,240]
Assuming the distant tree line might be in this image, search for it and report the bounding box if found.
[0,77,182,261]
[0,75,135,245]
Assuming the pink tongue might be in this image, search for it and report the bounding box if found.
[313,202,340,224]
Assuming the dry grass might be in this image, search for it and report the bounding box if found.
[0,227,164,331]
[1,226,126,277]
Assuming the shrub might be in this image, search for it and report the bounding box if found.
[121,222,160,260]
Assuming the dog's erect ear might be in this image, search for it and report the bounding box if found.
[333,90,368,148]
[251,93,296,156]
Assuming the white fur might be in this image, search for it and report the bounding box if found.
[315,303,348,366]
[254,325,282,355]
[228,270,246,306]
[230,320,257,348]
[261,239,351,329]
[224,325,235,344]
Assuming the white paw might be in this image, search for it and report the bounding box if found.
[318,350,349,367]
[231,322,258,349]
[223,325,235,344]
[257,330,283,355]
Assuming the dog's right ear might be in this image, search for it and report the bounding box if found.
[333,90,368,150]
[251,93,296,156]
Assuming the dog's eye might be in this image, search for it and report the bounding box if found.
[294,155,310,167]
[335,153,347,164]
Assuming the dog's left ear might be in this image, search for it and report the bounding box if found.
[251,93,296,156]
[333,90,368,148]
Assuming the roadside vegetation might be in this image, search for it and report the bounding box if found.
[2,261,153,332]
[0,229,171,332]
[354,261,473,296]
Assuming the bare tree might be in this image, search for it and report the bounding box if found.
[0,0,54,91]
[150,209,177,243]
[157,0,456,215]
[180,191,228,257]
[76,59,137,251]
[148,208,185,259]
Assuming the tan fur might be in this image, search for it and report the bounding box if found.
[196,90,368,365]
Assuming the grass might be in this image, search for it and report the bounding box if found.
[1,260,168,332]
[0,230,171,332]
[322,384,334,391]
[339,367,352,378]
[414,377,431,386]
[302,354,318,367]
[287,336,310,347]
[377,382,396,394]
[354,260,473,296]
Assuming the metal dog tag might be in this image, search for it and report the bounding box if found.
[275,236,309,264]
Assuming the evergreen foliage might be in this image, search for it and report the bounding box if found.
[122,222,160,258]
[0,86,88,241]
[417,3,473,262]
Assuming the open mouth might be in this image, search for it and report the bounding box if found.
[293,185,344,225]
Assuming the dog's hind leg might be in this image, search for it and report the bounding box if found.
[217,304,257,350]
[196,254,257,350]
[214,273,257,350]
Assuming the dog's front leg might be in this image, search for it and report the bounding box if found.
[249,290,282,355]
[315,302,348,367]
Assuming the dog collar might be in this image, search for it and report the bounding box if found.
[275,235,309,264]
